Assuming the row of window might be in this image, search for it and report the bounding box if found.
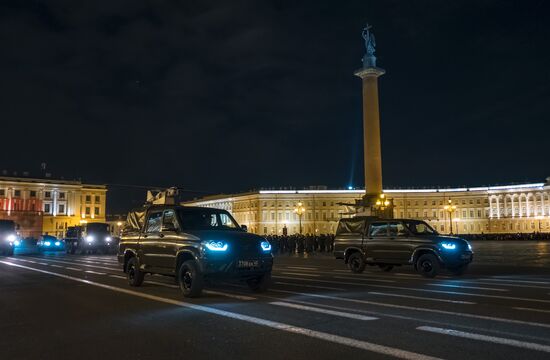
[397,198,488,207]
[0,189,102,204]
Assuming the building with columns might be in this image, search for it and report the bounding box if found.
[0,176,107,238]
[184,179,550,236]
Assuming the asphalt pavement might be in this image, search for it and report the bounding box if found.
[1,241,550,360]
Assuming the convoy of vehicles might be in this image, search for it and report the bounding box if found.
[64,223,116,255]
[333,216,473,278]
[117,205,274,297]
[0,220,19,256]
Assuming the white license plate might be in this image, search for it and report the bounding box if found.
[238,260,259,268]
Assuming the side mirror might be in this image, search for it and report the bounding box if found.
[241,225,248,232]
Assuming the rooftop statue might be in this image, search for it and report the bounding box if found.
[362,24,377,68]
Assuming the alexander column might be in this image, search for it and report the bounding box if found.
[354,24,391,217]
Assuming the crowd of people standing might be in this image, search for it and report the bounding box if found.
[264,233,335,255]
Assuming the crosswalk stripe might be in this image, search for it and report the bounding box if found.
[333,276,396,283]
[417,326,550,353]
[513,307,550,314]
[427,283,508,292]
[270,301,378,321]
[275,282,344,291]
[280,272,320,277]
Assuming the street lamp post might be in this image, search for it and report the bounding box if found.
[294,202,306,234]
[444,199,457,235]
[374,193,392,218]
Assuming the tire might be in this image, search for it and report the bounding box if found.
[177,260,204,298]
[449,264,468,276]
[127,257,144,287]
[416,254,440,278]
[348,252,366,274]
[379,264,394,272]
[247,272,272,293]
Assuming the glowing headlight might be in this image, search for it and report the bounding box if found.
[260,241,272,252]
[44,241,51,246]
[14,240,21,247]
[441,242,456,250]
[467,243,472,251]
[105,236,112,242]
[86,235,94,243]
[55,241,61,246]
[6,234,16,242]
[204,241,228,251]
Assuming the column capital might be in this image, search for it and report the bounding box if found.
[354,67,385,79]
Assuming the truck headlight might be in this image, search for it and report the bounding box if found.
[440,242,456,250]
[55,241,61,246]
[260,241,272,252]
[14,240,21,247]
[44,241,51,246]
[204,241,228,251]
[6,234,16,242]
[86,235,94,243]
[105,236,112,242]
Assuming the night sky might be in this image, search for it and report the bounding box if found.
[1,1,549,213]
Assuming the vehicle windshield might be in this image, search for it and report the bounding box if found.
[0,220,15,232]
[86,223,109,233]
[403,220,438,235]
[178,208,241,231]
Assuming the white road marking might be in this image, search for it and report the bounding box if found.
[0,260,440,360]
[481,278,550,285]
[427,283,508,292]
[513,307,550,314]
[269,289,550,329]
[270,301,378,321]
[280,272,320,277]
[50,265,63,268]
[84,270,105,275]
[417,326,550,353]
[285,266,319,270]
[368,292,476,305]
[25,256,118,272]
[275,282,344,291]
[333,276,396,283]
[144,280,178,289]
[204,290,257,301]
[65,267,82,271]
[109,274,126,279]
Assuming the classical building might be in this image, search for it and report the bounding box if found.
[0,175,107,238]
[184,179,550,236]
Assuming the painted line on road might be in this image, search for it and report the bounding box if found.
[23,256,119,272]
[85,270,106,275]
[109,274,126,279]
[285,266,320,270]
[204,290,257,301]
[275,282,344,291]
[513,307,550,314]
[270,301,378,321]
[482,278,550,285]
[368,292,476,305]
[50,264,63,268]
[333,276,396,283]
[280,272,321,277]
[417,326,550,353]
[268,289,550,329]
[0,260,441,360]
[65,267,82,271]
[427,283,509,292]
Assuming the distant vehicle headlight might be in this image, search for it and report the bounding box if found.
[86,235,94,243]
[204,241,228,251]
[260,241,272,252]
[6,234,16,242]
[44,241,51,246]
[14,240,21,247]
[55,241,61,246]
[440,242,456,250]
[467,243,472,251]
[105,236,112,242]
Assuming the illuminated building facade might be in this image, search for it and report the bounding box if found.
[184,180,550,235]
[0,176,107,238]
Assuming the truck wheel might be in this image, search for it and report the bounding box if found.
[449,264,468,276]
[348,252,366,273]
[416,254,440,278]
[379,265,394,272]
[127,257,144,286]
[178,260,203,298]
[247,272,271,293]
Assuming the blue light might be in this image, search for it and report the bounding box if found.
[205,241,228,251]
[261,241,272,252]
[348,186,353,190]
[44,241,51,246]
[441,242,456,250]
[55,241,61,246]
[14,240,21,247]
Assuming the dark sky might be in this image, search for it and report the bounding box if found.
[1,0,549,213]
